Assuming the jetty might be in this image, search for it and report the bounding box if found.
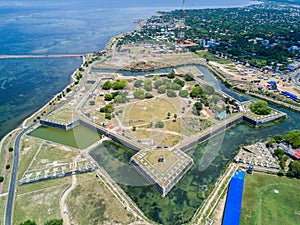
[0,54,83,59]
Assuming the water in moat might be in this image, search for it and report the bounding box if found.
[29,125,101,149]
[90,66,300,224]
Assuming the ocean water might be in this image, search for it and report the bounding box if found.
[0,0,260,136]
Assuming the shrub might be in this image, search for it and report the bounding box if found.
[145,93,154,99]
[157,85,167,94]
[179,90,189,98]
[155,121,164,128]
[134,80,143,88]
[167,90,177,98]
[133,89,145,99]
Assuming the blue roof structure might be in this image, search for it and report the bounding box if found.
[222,171,246,225]
[282,91,298,100]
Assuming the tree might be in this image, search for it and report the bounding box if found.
[167,70,176,79]
[105,113,112,120]
[174,114,177,120]
[144,79,152,91]
[287,161,300,179]
[157,85,167,94]
[6,164,10,170]
[173,78,185,87]
[134,80,143,88]
[249,100,271,115]
[102,80,112,90]
[184,73,194,81]
[169,83,182,90]
[192,102,203,115]
[133,89,145,99]
[0,176,4,182]
[9,147,13,152]
[274,134,283,143]
[179,90,189,98]
[112,80,128,90]
[100,103,114,113]
[190,85,203,98]
[114,93,128,104]
[167,90,177,98]
[283,130,300,148]
[154,79,164,89]
[155,121,164,128]
[104,93,113,101]
[19,220,37,225]
[145,93,154,99]
[44,219,63,225]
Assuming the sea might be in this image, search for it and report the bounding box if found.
[0,0,261,139]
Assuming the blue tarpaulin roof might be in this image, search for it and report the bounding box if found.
[222,171,246,225]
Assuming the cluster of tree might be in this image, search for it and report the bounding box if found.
[102,80,128,90]
[192,102,203,116]
[19,219,63,225]
[104,91,128,104]
[274,148,288,169]
[267,130,300,148]
[154,77,185,93]
[100,102,114,120]
[283,130,300,148]
[249,100,271,115]
[287,160,300,179]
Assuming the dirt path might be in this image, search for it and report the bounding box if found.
[59,158,78,225]
[0,135,14,194]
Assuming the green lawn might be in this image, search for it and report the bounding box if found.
[241,173,300,225]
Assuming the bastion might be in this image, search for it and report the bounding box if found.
[130,149,194,197]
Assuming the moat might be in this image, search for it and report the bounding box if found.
[88,67,300,225]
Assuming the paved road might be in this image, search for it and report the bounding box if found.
[5,123,36,225]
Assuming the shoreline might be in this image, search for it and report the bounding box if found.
[0,0,267,143]
[1,2,299,224]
